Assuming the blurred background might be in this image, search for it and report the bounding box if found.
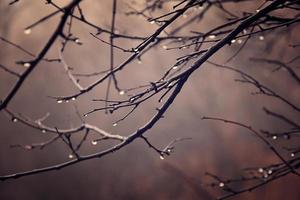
[0,0,300,199]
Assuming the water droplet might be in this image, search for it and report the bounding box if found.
[24,28,31,35]
[267,170,272,175]
[68,154,74,159]
[129,97,135,103]
[57,99,63,104]
[83,114,88,117]
[208,35,216,39]
[71,97,76,101]
[75,39,80,44]
[272,135,277,140]
[243,29,247,34]
[12,117,18,123]
[41,129,46,133]
[177,37,182,41]
[172,66,178,70]
[24,145,32,150]
[182,14,187,18]
[237,39,243,44]
[150,21,155,24]
[65,100,69,103]
[23,62,31,68]
[162,45,168,50]
[291,153,295,157]
[259,35,264,41]
[119,90,125,95]
[219,182,225,188]
[159,155,164,160]
[113,123,117,127]
[91,140,98,145]
[137,60,142,64]
[231,39,236,44]
[258,168,264,173]
[256,9,260,13]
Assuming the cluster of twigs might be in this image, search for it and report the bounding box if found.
[0,0,300,199]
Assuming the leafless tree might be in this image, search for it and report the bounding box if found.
[0,0,299,199]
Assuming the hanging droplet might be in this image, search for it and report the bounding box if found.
[258,168,264,173]
[159,155,164,160]
[83,114,88,117]
[119,90,125,95]
[68,154,74,159]
[291,153,295,157]
[149,21,155,24]
[24,28,31,35]
[267,170,272,175]
[243,29,247,34]
[231,39,236,44]
[219,182,225,188]
[129,97,135,103]
[57,99,63,104]
[172,66,178,70]
[208,35,216,39]
[259,35,264,41]
[112,123,117,127]
[12,117,18,123]
[91,140,98,145]
[75,39,80,44]
[237,39,243,44]
[256,9,260,13]
[272,135,277,140]
[65,100,69,103]
[71,97,76,101]
[177,37,182,41]
[41,129,46,133]
[24,145,32,150]
[23,62,31,68]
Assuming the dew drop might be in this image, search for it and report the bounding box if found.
[57,99,63,104]
[272,135,277,140]
[159,155,164,160]
[119,90,125,95]
[113,123,117,127]
[259,35,264,41]
[231,39,236,44]
[91,140,98,145]
[162,45,168,50]
[68,154,74,159]
[219,182,225,188]
[237,39,243,44]
[267,170,272,175]
[149,21,155,24]
[258,168,264,173]
[42,129,46,133]
[71,97,76,101]
[24,28,31,35]
[12,117,18,123]
[23,62,31,68]
[172,66,178,70]
[291,153,295,157]
[75,39,80,44]
[208,35,216,39]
